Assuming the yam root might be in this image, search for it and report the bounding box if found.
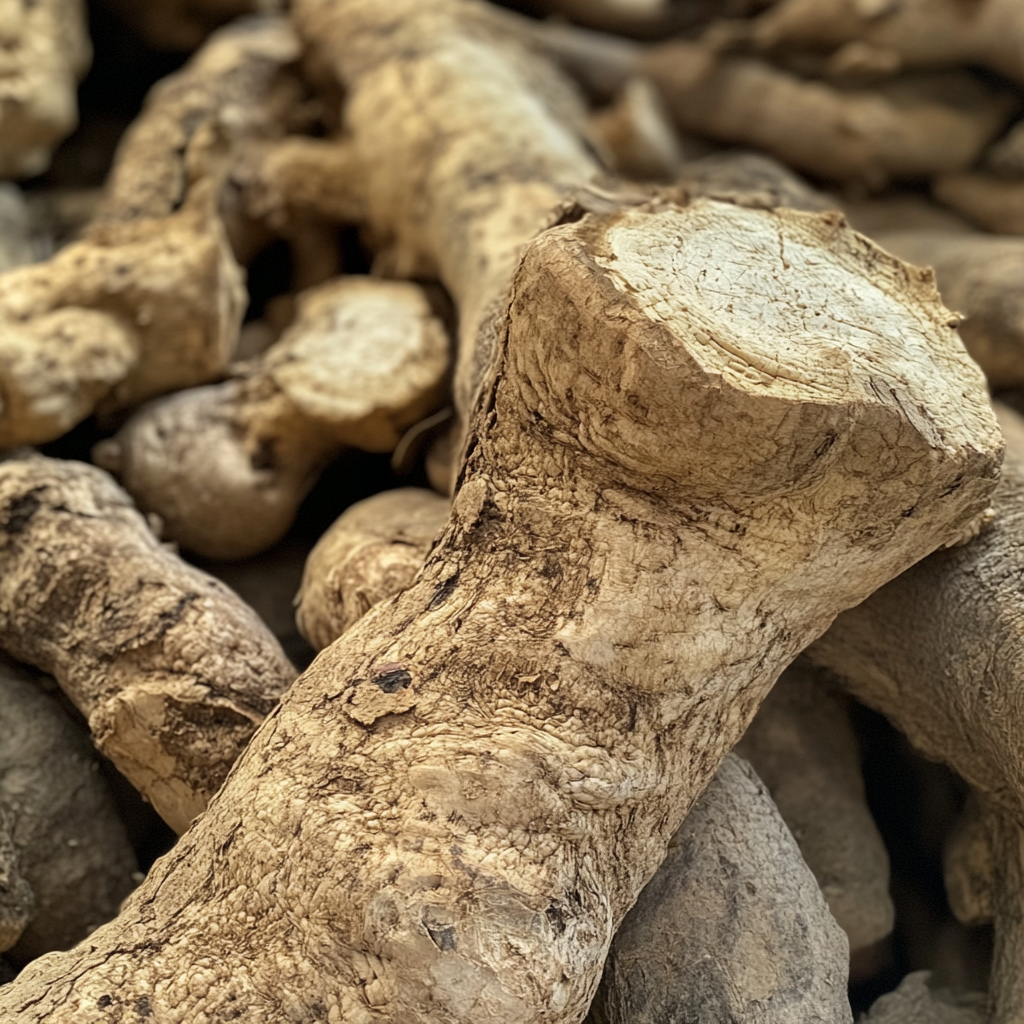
[296,487,450,651]
[0,0,90,179]
[736,660,894,952]
[0,17,304,449]
[0,657,138,966]
[872,232,1024,389]
[861,971,986,1024]
[293,0,600,451]
[0,197,1001,1023]
[739,0,1024,88]
[806,403,1024,1024]
[934,173,1024,236]
[0,454,296,834]
[945,794,995,928]
[641,46,1013,188]
[94,278,450,560]
[589,753,852,1024]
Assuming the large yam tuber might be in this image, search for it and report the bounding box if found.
[0,455,296,834]
[0,0,91,179]
[293,0,600,457]
[807,403,1024,1024]
[0,17,302,448]
[590,753,852,1024]
[640,47,1013,188]
[0,198,1000,1023]
[933,173,1024,237]
[296,487,450,651]
[871,232,1024,390]
[861,971,986,1024]
[94,278,450,560]
[736,660,894,953]
[0,657,138,966]
[0,811,33,958]
[741,0,1024,88]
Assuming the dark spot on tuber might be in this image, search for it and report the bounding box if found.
[373,666,412,694]
[4,491,41,534]
[97,995,112,1008]
[428,571,460,610]
[134,995,153,1017]
[424,922,458,952]
[545,904,566,936]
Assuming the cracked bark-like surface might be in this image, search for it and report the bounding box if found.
[0,455,296,834]
[0,200,1000,1023]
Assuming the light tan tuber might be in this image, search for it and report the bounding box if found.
[0,17,303,449]
[736,659,894,953]
[0,656,138,967]
[807,403,1024,1024]
[296,487,451,652]
[589,753,852,1024]
[0,454,296,834]
[0,193,1001,1023]
[94,277,450,560]
[0,0,91,179]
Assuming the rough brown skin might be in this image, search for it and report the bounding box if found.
[0,454,296,835]
[640,45,1013,188]
[0,198,1001,1024]
[0,658,138,967]
[862,972,986,1024]
[934,173,1024,237]
[296,488,451,652]
[806,404,1024,1024]
[0,0,90,179]
[0,810,33,957]
[738,0,1024,87]
[872,232,1024,390]
[735,660,893,953]
[0,17,307,449]
[587,753,852,1024]
[94,278,451,560]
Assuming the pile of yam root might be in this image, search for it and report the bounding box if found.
[9,0,1024,1020]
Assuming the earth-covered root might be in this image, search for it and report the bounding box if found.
[0,17,308,449]
[0,0,91,179]
[296,487,450,651]
[934,173,1024,236]
[806,403,1024,1024]
[735,660,894,952]
[860,971,986,1024]
[0,454,296,834]
[737,0,1024,87]
[293,0,601,448]
[94,278,451,561]
[0,656,138,966]
[639,45,1014,187]
[871,232,1024,389]
[0,197,1001,1024]
[587,753,852,1024]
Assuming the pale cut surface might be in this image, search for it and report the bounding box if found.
[736,660,893,952]
[297,487,451,651]
[875,232,1024,389]
[0,456,296,834]
[0,658,137,965]
[0,200,1000,1024]
[589,753,852,1024]
[94,278,451,560]
[0,0,90,178]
